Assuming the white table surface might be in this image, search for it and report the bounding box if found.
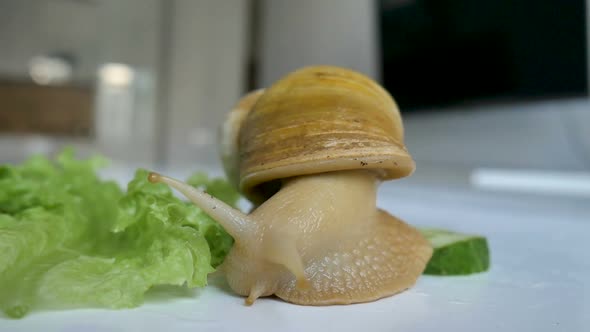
[1,167,589,332]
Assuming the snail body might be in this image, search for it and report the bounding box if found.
[149,66,432,305]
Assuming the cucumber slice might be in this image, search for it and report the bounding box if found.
[420,228,490,275]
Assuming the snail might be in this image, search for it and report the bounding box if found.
[148,66,432,305]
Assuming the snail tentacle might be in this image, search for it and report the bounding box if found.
[148,172,257,242]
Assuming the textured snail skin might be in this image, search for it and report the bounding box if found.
[149,65,432,305]
[149,170,432,305]
[221,170,432,305]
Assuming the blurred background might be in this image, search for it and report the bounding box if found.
[0,0,589,197]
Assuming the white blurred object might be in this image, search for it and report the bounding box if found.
[95,63,136,141]
[471,168,590,198]
[28,55,73,85]
[99,63,134,87]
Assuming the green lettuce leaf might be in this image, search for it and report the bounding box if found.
[0,150,236,318]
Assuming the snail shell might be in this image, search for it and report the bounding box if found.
[221,65,415,204]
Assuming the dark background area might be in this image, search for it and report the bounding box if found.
[379,0,588,110]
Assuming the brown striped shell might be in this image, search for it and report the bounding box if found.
[221,66,415,204]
